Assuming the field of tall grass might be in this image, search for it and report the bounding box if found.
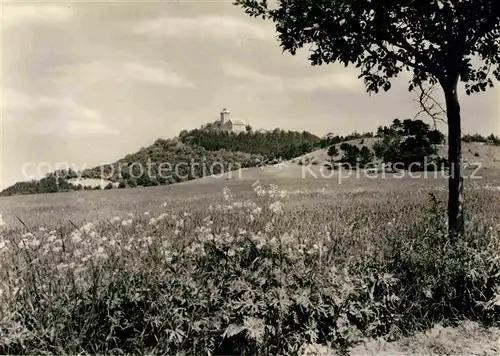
[0,179,499,354]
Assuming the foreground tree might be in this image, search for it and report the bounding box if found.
[235,0,500,239]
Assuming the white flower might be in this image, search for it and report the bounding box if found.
[0,214,5,227]
[157,213,168,221]
[252,207,262,215]
[30,238,41,247]
[223,187,234,201]
[144,211,150,216]
[121,219,133,227]
[71,232,82,244]
[81,222,94,233]
[162,202,168,207]
[269,201,284,214]
[110,216,121,223]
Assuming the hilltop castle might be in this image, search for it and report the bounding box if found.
[217,108,247,133]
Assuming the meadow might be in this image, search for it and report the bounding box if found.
[1,166,500,354]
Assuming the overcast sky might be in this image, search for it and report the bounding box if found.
[1,1,499,189]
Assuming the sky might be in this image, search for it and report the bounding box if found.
[1,0,499,189]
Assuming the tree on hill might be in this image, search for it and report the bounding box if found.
[374,119,445,170]
[327,145,339,157]
[235,0,500,239]
[179,128,320,160]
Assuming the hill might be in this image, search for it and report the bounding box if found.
[0,128,325,197]
[2,120,500,197]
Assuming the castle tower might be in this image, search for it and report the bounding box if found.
[220,108,230,126]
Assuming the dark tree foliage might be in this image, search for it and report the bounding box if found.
[359,146,375,165]
[180,128,320,160]
[327,145,339,157]
[235,0,500,238]
[336,143,374,168]
[373,119,445,170]
[462,133,500,145]
[0,173,82,197]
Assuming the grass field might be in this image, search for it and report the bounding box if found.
[1,163,500,354]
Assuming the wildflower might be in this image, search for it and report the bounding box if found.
[121,219,133,227]
[127,213,134,218]
[252,207,262,215]
[157,213,168,221]
[0,240,8,252]
[81,222,94,233]
[0,214,5,227]
[96,246,106,258]
[144,211,150,216]
[223,187,234,201]
[110,216,121,223]
[29,238,41,248]
[71,231,82,244]
[47,235,57,243]
[162,202,168,207]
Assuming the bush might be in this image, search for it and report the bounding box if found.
[127,178,137,188]
[374,119,444,170]
[327,145,339,157]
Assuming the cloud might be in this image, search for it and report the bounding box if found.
[132,15,273,40]
[221,62,362,94]
[122,62,195,87]
[2,4,74,27]
[51,61,195,88]
[222,62,284,93]
[288,72,363,92]
[2,90,118,136]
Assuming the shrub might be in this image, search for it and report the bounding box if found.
[327,145,339,157]
[127,178,137,188]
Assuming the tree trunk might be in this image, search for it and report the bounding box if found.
[443,82,464,240]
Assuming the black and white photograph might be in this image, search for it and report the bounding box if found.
[1,0,500,354]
